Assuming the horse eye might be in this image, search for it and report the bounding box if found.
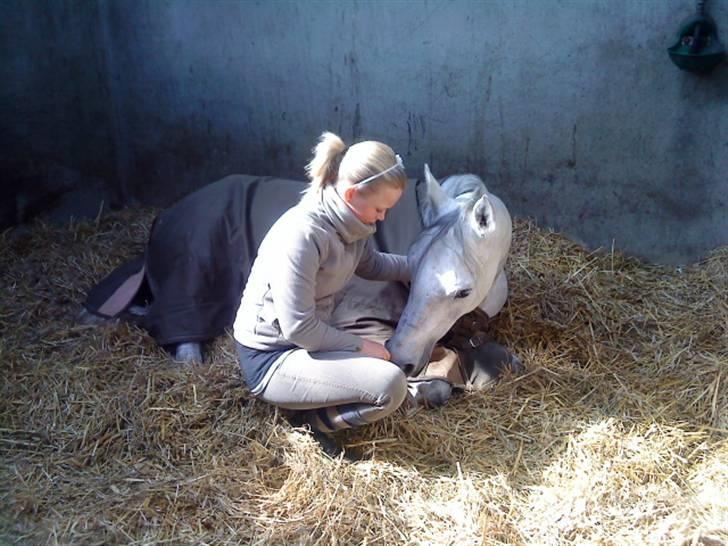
[454,288,472,299]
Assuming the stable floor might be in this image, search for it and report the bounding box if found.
[1,210,726,545]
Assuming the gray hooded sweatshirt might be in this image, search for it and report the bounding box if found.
[233,184,410,352]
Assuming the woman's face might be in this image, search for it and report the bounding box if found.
[343,184,404,225]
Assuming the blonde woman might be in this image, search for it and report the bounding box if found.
[233,132,410,439]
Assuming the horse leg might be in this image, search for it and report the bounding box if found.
[76,307,111,326]
[174,342,203,364]
[463,341,524,388]
[404,378,453,409]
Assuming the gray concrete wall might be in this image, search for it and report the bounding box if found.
[0,1,117,226]
[4,1,727,263]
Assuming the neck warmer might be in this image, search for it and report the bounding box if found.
[319,184,376,244]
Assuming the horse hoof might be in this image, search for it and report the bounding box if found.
[407,378,453,408]
[126,305,148,317]
[76,308,110,326]
[175,342,202,364]
[509,353,525,375]
[469,341,524,388]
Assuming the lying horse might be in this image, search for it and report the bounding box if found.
[82,165,521,406]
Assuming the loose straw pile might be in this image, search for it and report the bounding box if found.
[1,209,725,545]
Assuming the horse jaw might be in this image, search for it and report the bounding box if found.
[478,269,509,318]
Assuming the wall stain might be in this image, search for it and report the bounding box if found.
[568,123,577,168]
[352,102,362,140]
[406,113,423,157]
[406,117,412,156]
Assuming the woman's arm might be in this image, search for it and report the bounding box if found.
[355,240,410,283]
[270,229,364,353]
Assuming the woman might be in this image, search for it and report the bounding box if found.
[233,132,411,434]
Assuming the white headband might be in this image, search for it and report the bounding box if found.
[355,154,404,187]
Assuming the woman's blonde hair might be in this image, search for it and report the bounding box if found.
[304,132,406,196]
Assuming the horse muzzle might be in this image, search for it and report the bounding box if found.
[386,339,432,378]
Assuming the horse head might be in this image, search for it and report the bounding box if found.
[386,165,513,376]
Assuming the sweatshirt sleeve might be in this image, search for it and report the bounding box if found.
[270,227,364,352]
[355,240,411,282]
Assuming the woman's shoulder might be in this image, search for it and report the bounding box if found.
[268,202,334,251]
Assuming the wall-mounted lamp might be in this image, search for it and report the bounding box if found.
[667,0,725,74]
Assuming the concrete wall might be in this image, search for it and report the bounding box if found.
[0,1,118,225]
[3,1,727,263]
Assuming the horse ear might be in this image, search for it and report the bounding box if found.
[471,193,496,237]
[417,164,455,226]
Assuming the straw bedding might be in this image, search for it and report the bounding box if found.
[1,208,726,545]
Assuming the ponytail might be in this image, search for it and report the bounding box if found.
[303,131,406,199]
[304,132,346,194]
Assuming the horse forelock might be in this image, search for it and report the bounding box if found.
[414,208,486,281]
[417,210,460,254]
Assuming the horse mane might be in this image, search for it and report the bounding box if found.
[442,174,487,204]
[413,209,467,268]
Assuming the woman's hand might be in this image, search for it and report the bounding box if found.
[359,339,391,361]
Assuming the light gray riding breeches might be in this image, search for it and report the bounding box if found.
[258,349,408,432]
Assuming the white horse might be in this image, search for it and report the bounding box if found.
[388,165,512,375]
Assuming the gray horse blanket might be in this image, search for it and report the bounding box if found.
[85,175,424,347]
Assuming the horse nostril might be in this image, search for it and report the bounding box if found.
[400,363,415,376]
